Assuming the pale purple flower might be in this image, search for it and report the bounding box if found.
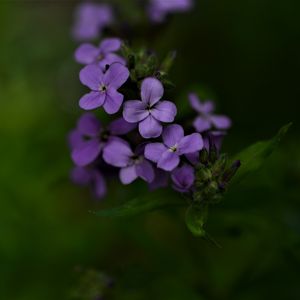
[72,2,114,41]
[148,0,193,23]
[145,124,203,171]
[171,164,195,193]
[189,93,232,132]
[71,166,106,199]
[79,63,130,114]
[69,113,135,167]
[74,38,125,69]
[123,77,177,138]
[103,139,155,185]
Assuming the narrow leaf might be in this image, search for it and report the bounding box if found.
[231,123,292,183]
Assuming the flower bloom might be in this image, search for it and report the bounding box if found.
[145,124,203,171]
[123,77,177,138]
[148,0,193,23]
[79,63,130,113]
[171,164,195,193]
[72,2,113,41]
[189,93,232,132]
[103,140,155,185]
[69,113,135,167]
[71,166,106,199]
[74,38,125,69]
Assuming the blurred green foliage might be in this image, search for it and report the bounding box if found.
[0,1,299,299]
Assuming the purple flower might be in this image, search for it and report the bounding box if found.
[69,113,135,167]
[74,38,125,69]
[148,0,193,23]
[145,124,203,171]
[189,93,232,132]
[71,166,106,199]
[79,63,130,114]
[103,139,155,185]
[123,77,177,138]
[72,2,114,41]
[171,164,195,193]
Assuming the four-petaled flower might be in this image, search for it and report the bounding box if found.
[148,0,193,23]
[72,3,114,41]
[145,124,203,171]
[123,77,177,138]
[75,38,125,69]
[103,139,155,185]
[189,93,232,132]
[71,166,106,199]
[79,63,130,113]
[69,113,135,167]
[171,164,195,193]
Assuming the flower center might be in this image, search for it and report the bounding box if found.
[99,84,107,92]
[131,155,143,165]
[169,145,177,152]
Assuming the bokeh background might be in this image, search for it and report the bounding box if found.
[1,0,300,299]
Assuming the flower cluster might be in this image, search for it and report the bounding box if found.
[72,0,194,40]
[69,1,239,204]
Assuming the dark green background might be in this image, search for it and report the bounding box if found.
[0,0,299,299]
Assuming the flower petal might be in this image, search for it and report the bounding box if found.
[79,91,106,110]
[70,167,92,185]
[77,113,102,137]
[99,53,126,70]
[144,143,167,163]
[185,152,199,165]
[120,165,138,184]
[123,100,148,123]
[103,139,133,167]
[103,88,124,114]
[68,129,84,149]
[171,164,195,193]
[162,124,184,147]
[103,63,129,89]
[74,43,99,64]
[157,150,180,171]
[136,159,155,183]
[99,38,122,54]
[108,117,137,135]
[139,115,163,138]
[210,115,232,130]
[151,101,177,122]
[141,77,164,105]
[189,93,215,114]
[79,64,104,90]
[177,133,203,155]
[71,139,102,167]
[193,116,212,132]
[92,170,107,199]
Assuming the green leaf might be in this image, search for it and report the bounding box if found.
[231,122,292,183]
[93,192,184,218]
[185,205,208,237]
